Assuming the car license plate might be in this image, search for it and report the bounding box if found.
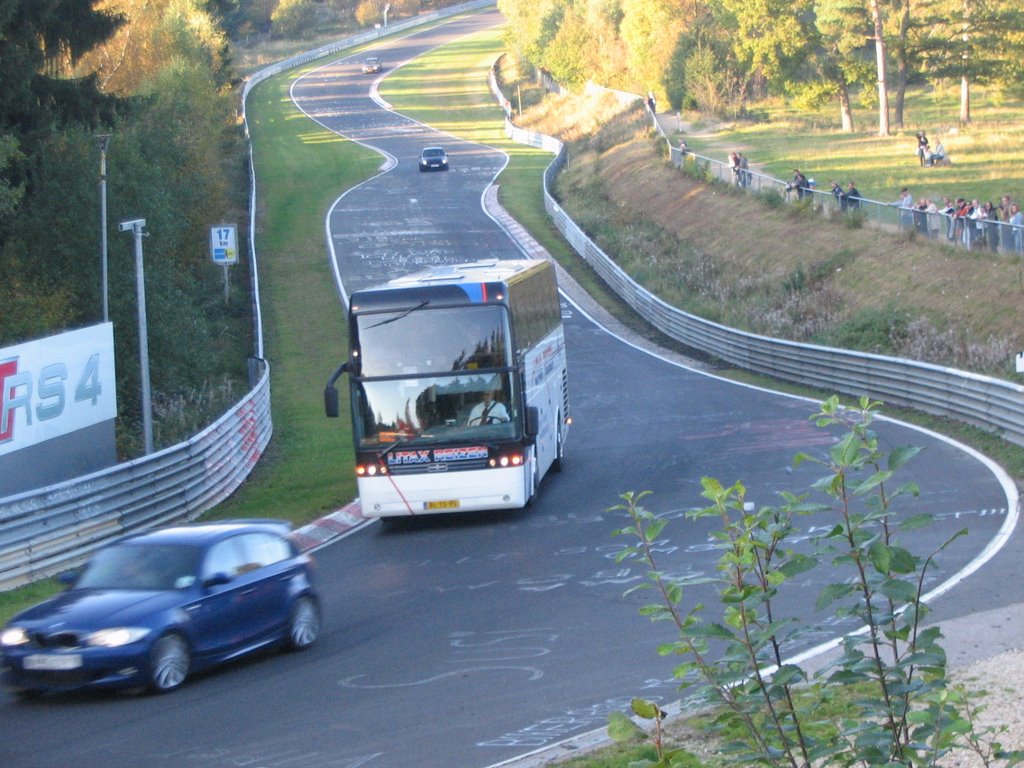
[23,653,83,671]
[425,500,459,510]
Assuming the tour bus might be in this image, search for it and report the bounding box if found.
[324,259,570,517]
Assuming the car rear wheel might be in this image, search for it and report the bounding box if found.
[147,632,190,693]
[286,596,321,651]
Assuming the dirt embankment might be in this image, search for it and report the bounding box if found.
[517,90,1024,375]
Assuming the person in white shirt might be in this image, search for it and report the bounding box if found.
[467,389,509,426]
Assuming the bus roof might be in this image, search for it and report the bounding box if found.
[349,260,552,313]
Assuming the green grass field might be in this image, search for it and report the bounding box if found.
[678,89,1024,208]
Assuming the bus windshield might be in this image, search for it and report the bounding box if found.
[355,305,510,377]
[352,372,518,448]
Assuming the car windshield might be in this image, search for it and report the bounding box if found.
[76,543,203,591]
[423,148,444,158]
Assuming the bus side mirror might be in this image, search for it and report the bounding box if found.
[525,406,539,438]
[324,362,349,418]
[325,387,339,418]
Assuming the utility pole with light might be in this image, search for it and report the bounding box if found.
[96,134,112,322]
[119,218,153,455]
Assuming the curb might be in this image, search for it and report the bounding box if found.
[292,501,367,552]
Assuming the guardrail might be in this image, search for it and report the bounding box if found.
[0,364,272,590]
[489,68,1024,450]
[0,0,496,592]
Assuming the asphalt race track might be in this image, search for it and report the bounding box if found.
[2,10,1019,768]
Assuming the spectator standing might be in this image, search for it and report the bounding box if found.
[926,199,942,239]
[1008,203,1023,253]
[789,169,810,200]
[893,187,914,228]
[965,199,982,249]
[915,131,930,165]
[738,153,750,187]
[830,181,846,212]
[999,194,1015,220]
[982,202,1000,253]
[846,182,862,210]
[953,198,971,244]
[728,152,741,185]
[913,199,929,235]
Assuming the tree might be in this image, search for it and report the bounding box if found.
[915,0,1023,125]
[272,0,320,39]
[867,0,892,135]
[619,0,686,103]
[73,0,233,95]
[815,0,875,132]
[542,3,592,88]
[0,0,124,138]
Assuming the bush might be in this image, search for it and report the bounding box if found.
[609,397,1024,768]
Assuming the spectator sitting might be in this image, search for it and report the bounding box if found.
[927,141,946,166]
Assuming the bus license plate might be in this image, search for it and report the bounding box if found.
[24,653,83,671]
[425,500,460,510]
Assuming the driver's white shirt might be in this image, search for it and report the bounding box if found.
[468,400,509,425]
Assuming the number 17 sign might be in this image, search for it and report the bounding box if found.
[210,225,238,265]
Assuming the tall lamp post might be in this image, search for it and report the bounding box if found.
[119,218,153,455]
[96,134,112,322]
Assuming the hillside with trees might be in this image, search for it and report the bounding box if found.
[497,0,1024,133]
[0,0,459,458]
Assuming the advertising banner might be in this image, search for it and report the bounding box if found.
[1,324,117,494]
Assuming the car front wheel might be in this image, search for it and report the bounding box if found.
[147,632,190,693]
[286,596,321,651]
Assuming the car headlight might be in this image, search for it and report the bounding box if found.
[86,627,152,648]
[1,627,29,647]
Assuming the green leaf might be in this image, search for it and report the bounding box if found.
[898,513,933,531]
[888,546,917,574]
[631,697,663,720]
[879,578,919,602]
[851,470,893,496]
[608,711,646,743]
[869,540,891,573]
[778,553,817,578]
[888,444,921,470]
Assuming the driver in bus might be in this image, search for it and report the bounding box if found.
[467,388,509,426]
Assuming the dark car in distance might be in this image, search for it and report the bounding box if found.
[0,520,320,697]
[361,57,382,74]
[419,146,449,172]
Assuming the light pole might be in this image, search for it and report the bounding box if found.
[119,218,153,455]
[96,134,111,322]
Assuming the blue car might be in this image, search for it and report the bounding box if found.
[0,520,320,696]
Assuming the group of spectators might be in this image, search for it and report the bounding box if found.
[829,180,862,211]
[727,151,752,187]
[704,141,1022,254]
[896,192,1023,251]
[914,130,948,167]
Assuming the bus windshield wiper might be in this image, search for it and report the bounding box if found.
[365,300,429,330]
